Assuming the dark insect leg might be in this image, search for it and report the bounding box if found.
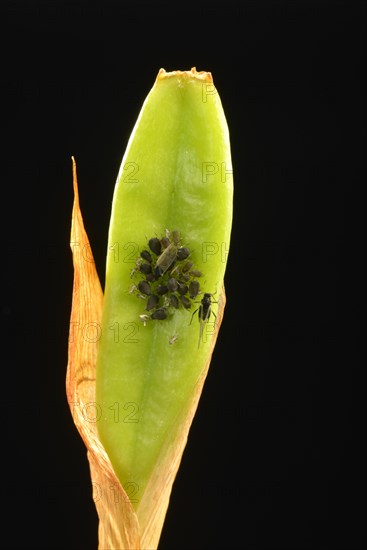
[189,308,199,325]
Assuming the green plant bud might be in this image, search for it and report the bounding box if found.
[96,67,233,510]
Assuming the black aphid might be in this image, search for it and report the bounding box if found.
[170,294,179,309]
[160,236,171,249]
[156,284,169,295]
[138,280,151,296]
[182,261,193,273]
[171,230,181,244]
[151,307,167,320]
[177,247,190,261]
[146,294,159,311]
[189,280,200,299]
[139,262,152,275]
[180,295,191,309]
[189,269,202,278]
[145,273,157,282]
[140,250,152,263]
[148,237,162,256]
[177,283,188,296]
[167,277,179,292]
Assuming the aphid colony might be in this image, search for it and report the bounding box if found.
[130,230,203,324]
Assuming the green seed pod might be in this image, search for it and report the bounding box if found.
[96,67,233,510]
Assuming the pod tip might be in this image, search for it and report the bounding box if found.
[156,67,213,83]
[71,155,79,204]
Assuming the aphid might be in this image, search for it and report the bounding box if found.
[167,277,179,292]
[138,280,151,296]
[176,247,190,261]
[155,243,179,276]
[139,262,152,275]
[182,260,193,273]
[189,280,200,299]
[190,293,217,349]
[148,237,162,256]
[146,294,159,311]
[171,230,181,244]
[151,307,167,320]
[155,230,192,276]
[179,273,190,282]
[177,283,188,295]
[160,236,171,249]
[180,295,191,309]
[156,284,169,295]
[140,250,152,263]
[163,229,180,246]
[170,294,179,309]
[189,269,202,278]
[145,272,157,282]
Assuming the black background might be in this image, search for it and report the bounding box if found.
[1,1,365,549]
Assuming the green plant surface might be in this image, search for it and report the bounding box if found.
[96,68,233,509]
